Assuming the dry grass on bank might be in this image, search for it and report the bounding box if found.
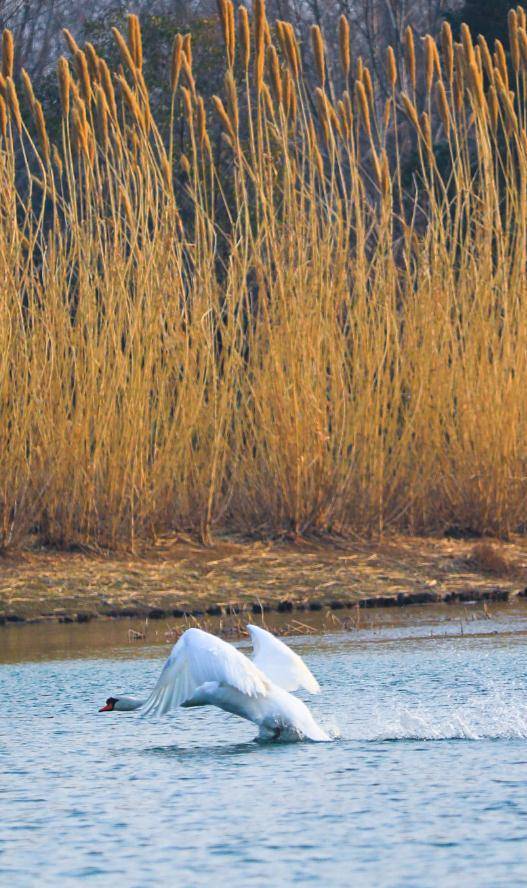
[0,534,525,623]
[1,5,527,549]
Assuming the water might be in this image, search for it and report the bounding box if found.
[2,605,527,886]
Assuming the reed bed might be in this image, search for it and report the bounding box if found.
[1,4,527,549]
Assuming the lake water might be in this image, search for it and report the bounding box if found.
[2,604,527,886]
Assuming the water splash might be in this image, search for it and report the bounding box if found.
[367,697,527,741]
[325,723,342,741]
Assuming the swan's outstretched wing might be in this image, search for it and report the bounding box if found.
[247,624,320,693]
[141,627,270,716]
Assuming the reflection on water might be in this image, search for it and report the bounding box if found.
[2,607,527,885]
[146,741,270,760]
[3,599,527,664]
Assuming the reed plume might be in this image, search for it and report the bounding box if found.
[339,16,351,79]
[386,46,397,90]
[238,6,251,73]
[2,30,14,79]
[405,26,416,90]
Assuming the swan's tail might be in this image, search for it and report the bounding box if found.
[301,722,331,742]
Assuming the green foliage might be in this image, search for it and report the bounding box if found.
[35,12,227,150]
[447,0,516,45]
[85,13,225,134]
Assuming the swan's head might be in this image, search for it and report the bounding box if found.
[98,695,143,712]
[99,696,118,712]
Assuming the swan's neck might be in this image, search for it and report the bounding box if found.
[115,696,146,711]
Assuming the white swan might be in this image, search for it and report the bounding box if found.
[99,625,329,742]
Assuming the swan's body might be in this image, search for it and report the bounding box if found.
[181,680,328,741]
[100,625,329,742]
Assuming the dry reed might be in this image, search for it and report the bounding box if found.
[0,9,527,550]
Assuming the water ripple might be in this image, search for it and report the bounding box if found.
[2,623,527,885]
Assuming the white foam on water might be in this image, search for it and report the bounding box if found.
[366,696,527,741]
[325,723,342,741]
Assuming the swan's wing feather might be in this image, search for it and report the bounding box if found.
[248,624,320,693]
[141,628,269,717]
[139,633,192,716]
[184,629,269,696]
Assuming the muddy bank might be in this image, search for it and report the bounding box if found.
[0,534,526,626]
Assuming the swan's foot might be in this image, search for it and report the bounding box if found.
[257,724,298,743]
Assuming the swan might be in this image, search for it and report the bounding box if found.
[99,625,330,742]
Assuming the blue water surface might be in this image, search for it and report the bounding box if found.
[2,612,527,886]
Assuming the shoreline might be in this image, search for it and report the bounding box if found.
[3,598,527,666]
[1,534,526,626]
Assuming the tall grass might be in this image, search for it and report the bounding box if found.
[1,4,527,548]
